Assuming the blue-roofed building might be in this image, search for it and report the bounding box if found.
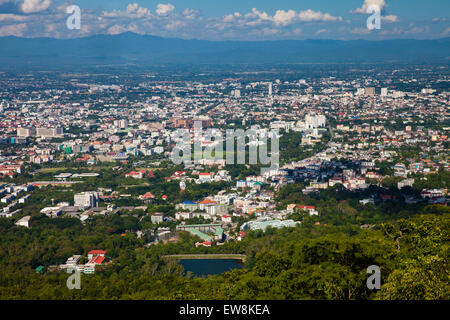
[236,180,246,188]
[177,201,198,211]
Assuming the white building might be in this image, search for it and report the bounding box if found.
[17,127,36,137]
[74,192,98,209]
[305,114,326,129]
[36,127,63,138]
[15,216,31,228]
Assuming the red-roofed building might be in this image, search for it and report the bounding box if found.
[125,171,144,179]
[94,256,105,264]
[198,198,217,210]
[296,205,319,216]
[173,171,186,177]
[139,192,155,200]
[88,250,106,257]
[198,172,212,182]
[238,231,247,241]
[85,250,107,274]
[222,215,232,223]
[76,155,91,162]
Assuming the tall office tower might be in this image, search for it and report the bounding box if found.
[268,82,273,96]
[381,88,388,98]
[365,87,375,96]
[234,89,241,98]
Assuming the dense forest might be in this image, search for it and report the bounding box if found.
[0,211,448,300]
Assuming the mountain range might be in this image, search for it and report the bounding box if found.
[0,32,449,68]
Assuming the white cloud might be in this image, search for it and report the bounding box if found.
[262,27,280,36]
[21,0,51,14]
[350,27,371,34]
[351,0,387,14]
[223,12,241,23]
[156,3,174,16]
[165,20,186,30]
[244,8,271,26]
[298,9,342,22]
[107,24,127,35]
[126,3,150,18]
[103,3,151,19]
[381,15,398,23]
[0,13,27,22]
[182,8,199,20]
[273,10,297,26]
[404,26,428,34]
[224,8,342,27]
[0,22,27,36]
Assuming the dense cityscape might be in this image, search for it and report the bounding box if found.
[0,0,449,309]
[0,63,448,300]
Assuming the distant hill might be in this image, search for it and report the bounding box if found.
[0,32,449,67]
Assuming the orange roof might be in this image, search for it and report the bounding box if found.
[298,205,315,210]
[199,199,217,204]
[141,192,155,198]
[95,256,105,264]
[126,171,140,175]
[88,250,106,255]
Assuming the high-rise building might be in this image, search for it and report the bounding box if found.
[234,89,241,98]
[268,82,273,96]
[381,88,388,97]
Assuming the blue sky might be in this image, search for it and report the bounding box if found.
[0,0,449,39]
[75,0,449,20]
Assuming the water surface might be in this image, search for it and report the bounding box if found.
[180,258,244,277]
